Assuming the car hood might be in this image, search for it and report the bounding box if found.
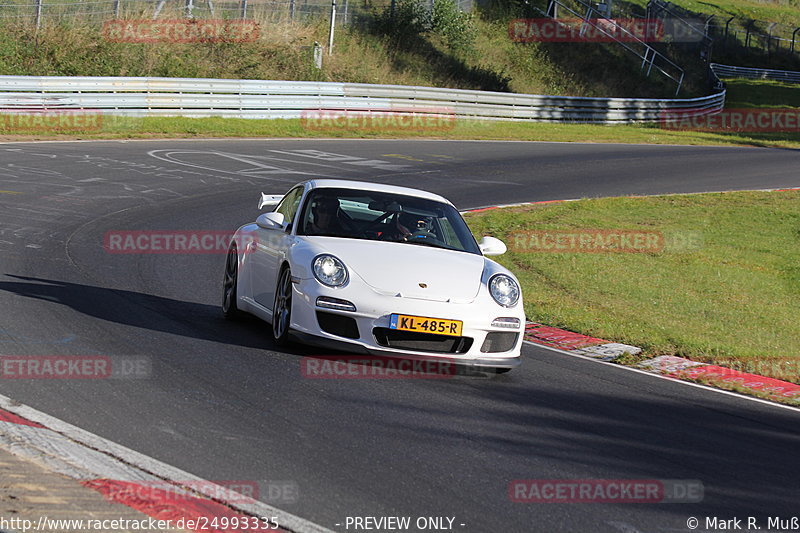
[311,238,485,302]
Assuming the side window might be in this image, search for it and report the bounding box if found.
[275,187,304,230]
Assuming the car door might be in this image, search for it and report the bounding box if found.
[252,186,304,312]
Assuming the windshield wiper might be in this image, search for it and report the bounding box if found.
[404,239,452,251]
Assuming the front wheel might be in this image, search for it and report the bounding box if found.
[272,266,293,346]
[222,245,242,320]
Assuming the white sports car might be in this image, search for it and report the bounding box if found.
[222,179,524,372]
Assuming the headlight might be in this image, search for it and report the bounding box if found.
[313,254,348,287]
[489,274,520,307]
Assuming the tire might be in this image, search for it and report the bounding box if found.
[222,245,243,320]
[272,265,293,346]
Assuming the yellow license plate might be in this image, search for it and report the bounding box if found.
[389,314,463,337]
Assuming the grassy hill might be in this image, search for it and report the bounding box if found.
[0,4,701,98]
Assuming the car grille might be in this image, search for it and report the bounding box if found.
[316,311,360,339]
[372,328,473,354]
[480,332,519,353]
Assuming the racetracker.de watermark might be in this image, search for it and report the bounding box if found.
[0,356,151,379]
[104,230,254,254]
[300,108,457,133]
[102,19,259,43]
[0,110,103,132]
[301,356,458,379]
[509,479,704,503]
[508,229,703,253]
[98,479,299,505]
[508,18,705,43]
[661,108,800,132]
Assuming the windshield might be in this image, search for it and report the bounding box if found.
[297,187,481,254]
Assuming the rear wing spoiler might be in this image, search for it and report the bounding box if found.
[259,193,283,210]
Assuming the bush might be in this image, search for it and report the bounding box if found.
[376,0,477,54]
[431,0,476,52]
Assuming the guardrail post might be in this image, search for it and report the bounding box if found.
[793,27,800,53]
[328,0,336,55]
[313,42,323,69]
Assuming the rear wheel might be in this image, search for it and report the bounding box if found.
[222,245,242,320]
[272,266,293,346]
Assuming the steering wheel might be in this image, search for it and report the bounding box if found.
[404,230,439,242]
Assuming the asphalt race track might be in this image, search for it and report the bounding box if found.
[1,139,799,533]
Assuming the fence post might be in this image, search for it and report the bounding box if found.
[35,0,42,29]
[704,15,714,38]
[724,16,734,46]
[745,20,754,48]
[767,22,776,55]
[793,27,800,53]
[290,0,296,20]
[240,0,247,19]
[185,0,194,18]
[113,0,120,18]
[328,0,336,55]
[153,0,167,19]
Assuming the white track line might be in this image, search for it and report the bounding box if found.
[523,341,800,414]
[0,393,335,533]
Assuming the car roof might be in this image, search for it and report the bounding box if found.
[304,179,453,206]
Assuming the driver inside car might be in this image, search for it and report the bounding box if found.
[382,212,434,242]
[306,196,349,237]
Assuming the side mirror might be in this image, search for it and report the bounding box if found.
[256,212,286,230]
[479,236,507,256]
[259,193,283,210]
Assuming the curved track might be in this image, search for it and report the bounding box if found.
[1,139,799,533]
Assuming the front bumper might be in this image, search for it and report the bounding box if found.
[289,277,525,369]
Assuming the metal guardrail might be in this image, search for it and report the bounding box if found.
[0,76,726,122]
[710,63,800,83]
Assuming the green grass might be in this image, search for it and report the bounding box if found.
[0,11,701,98]
[464,190,800,384]
[724,78,800,109]
[622,0,800,29]
[3,114,799,149]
